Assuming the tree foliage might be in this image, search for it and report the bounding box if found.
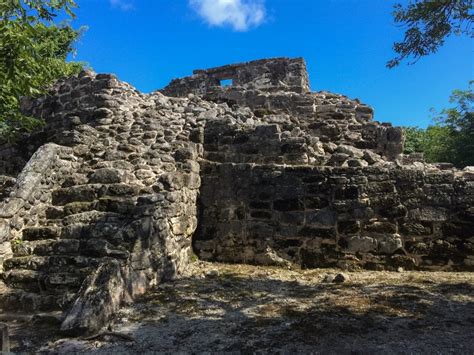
[0,0,83,138]
[388,0,473,68]
[403,82,474,167]
[403,126,427,154]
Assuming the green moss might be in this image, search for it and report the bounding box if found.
[189,252,199,263]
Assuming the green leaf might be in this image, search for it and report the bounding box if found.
[0,0,85,138]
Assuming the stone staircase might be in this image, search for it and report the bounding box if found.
[0,71,208,334]
[0,169,149,313]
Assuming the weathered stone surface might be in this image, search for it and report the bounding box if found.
[61,260,125,335]
[0,57,472,338]
[88,168,126,184]
[345,236,378,253]
[161,57,310,96]
[377,234,403,254]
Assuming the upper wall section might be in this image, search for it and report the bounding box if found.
[161,57,311,97]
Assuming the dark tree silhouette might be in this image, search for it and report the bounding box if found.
[388,0,473,68]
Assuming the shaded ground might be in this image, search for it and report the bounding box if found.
[3,261,474,353]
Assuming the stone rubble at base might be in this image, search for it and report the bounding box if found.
[0,57,472,335]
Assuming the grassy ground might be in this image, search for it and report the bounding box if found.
[3,261,474,353]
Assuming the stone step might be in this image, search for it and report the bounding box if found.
[2,255,101,273]
[52,184,100,206]
[60,222,126,244]
[59,196,138,216]
[59,210,132,227]
[3,256,49,272]
[2,269,87,293]
[22,227,60,241]
[2,269,43,292]
[101,183,144,197]
[95,196,138,214]
[0,289,74,313]
[62,201,97,217]
[52,183,144,206]
[39,211,131,233]
[12,236,128,260]
[11,239,80,257]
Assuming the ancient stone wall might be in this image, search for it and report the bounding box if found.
[0,57,472,337]
[166,76,404,161]
[0,71,206,334]
[0,65,272,335]
[196,162,474,271]
[161,57,310,97]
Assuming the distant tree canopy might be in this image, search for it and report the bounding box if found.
[0,0,84,139]
[404,82,474,168]
[388,0,473,68]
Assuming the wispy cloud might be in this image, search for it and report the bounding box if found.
[110,0,134,11]
[189,0,266,31]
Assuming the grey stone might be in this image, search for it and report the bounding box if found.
[378,234,403,254]
[336,145,364,158]
[61,260,125,335]
[346,236,378,253]
[89,168,125,184]
[322,274,335,283]
[0,56,471,339]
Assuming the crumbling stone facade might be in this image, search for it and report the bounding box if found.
[0,58,472,335]
[0,72,204,334]
[161,57,310,96]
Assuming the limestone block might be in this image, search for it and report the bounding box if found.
[377,234,403,254]
[365,221,397,234]
[0,198,24,218]
[345,236,378,253]
[52,186,97,206]
[306,209,336,226]
[417,207,448,222]
[336,144,364,158]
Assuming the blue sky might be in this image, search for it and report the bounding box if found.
[71,0,473,127]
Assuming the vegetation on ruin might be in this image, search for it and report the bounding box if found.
[388,0,473,68]
[403,81,474,167]
[0,0,83,139]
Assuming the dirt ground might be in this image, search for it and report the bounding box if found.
[3,261,474,354]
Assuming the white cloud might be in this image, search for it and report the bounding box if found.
[189,0,266,31]
[110,0,134,11]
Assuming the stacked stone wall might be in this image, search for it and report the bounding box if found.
[0,66,267,334]
[195,162,474,271]
[161,57,310,97]
[0,57,472,337]
[0,71,206,334]
[178,88,404,161]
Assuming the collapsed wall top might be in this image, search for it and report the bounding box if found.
[161,57,311,97]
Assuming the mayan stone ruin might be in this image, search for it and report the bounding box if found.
[0,57,473,336]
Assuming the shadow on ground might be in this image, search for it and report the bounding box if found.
[26,263,473,353]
